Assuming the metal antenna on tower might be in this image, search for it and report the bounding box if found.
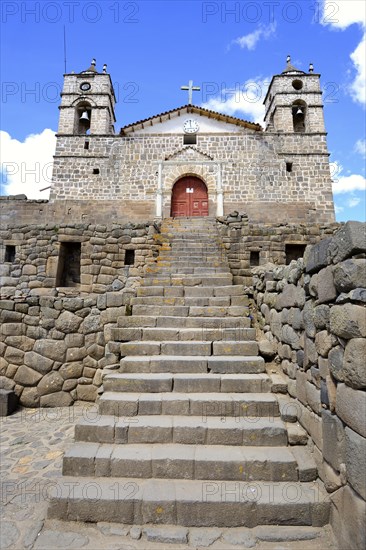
[63,25,67,73]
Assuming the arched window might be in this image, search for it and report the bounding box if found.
[74,101,92,134]
[292,100,307,133]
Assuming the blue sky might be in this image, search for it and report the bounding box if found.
[1,0,365,221]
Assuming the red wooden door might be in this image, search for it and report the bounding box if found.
[171,177,208,217]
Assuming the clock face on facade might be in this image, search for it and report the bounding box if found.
[183,119,199,134]
[80,82,91,91]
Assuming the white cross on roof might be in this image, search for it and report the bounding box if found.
[181,80,201,105]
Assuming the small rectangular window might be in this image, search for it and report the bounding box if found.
[286,162,293,173]
[285,244,306,265]
[250,251,260,266]
[125,249,135,266]
[93,168,99,174]
[4,245,16,263]
[84,141,90,150]
[183,135,197,145]
[56,242,81,286]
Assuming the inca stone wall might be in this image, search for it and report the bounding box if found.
[0,221,159,298]
[0,295,128,407]
[0,221,162,407]
[216,212,339,284]
[251,221,366,550]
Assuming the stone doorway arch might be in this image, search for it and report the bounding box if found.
[171,176,209,217]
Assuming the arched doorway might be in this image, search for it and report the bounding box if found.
[171,176,209,217]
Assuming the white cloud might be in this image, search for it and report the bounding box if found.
[331,159,366,194]
[334,204,344,214]
[333,173,366,194]
[0,129,56,199]
[230,23,276,51]
[201,77,269,124]
[320,0,365,29]
[355,138,366,157]
[320,0,366,105]
[350,33,366,104]
[348,197,361,207]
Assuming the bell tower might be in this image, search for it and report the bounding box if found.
[261,56,335,224]
[263,56,326,134]
[57,59,116,135]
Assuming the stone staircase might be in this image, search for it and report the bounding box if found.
[49,217,330,531]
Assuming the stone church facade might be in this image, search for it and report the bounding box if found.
[47,58,335,224]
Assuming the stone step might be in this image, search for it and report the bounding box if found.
[160,248,223,254]
[117,316,252,329]
[131,305,248,317]
[190,306,249,317]
[118,355,265,374]
[146,271,231,278]
[63,443,298,482]
[157,263,229,269]
[120,341,212,357]
[142,275,233,286]
[156,256,228,269]
[165,242,222,246]
[111,326,256,342]
[167,241,221,244]
[156,257,224,261]
[147,271,231,278]
[131,296,243,307]
[158,251,223,260]
[119,341,258,357]
[158,249,224,254]
[75,414,288,446]
[132,305,190,317]
[98,391,278,418]
[103,373,272,393]
[137,285,245,298]
[158,252,225,258]
[156,257,227,264]
[187,285,246,297]
[147,267,230,275]
[151,263,228,270]
[49,478,330,527]
[213,341,259,355]
[152,258,226,264]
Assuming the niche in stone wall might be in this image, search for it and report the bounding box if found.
[285,243,306,265]
[56,242,81,287]
[250,251,260,266]
[124,249,135,266]
[4,245,16,263]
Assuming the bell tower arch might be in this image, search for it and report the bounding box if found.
[263,55,326,134]
[57,59,116,135]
